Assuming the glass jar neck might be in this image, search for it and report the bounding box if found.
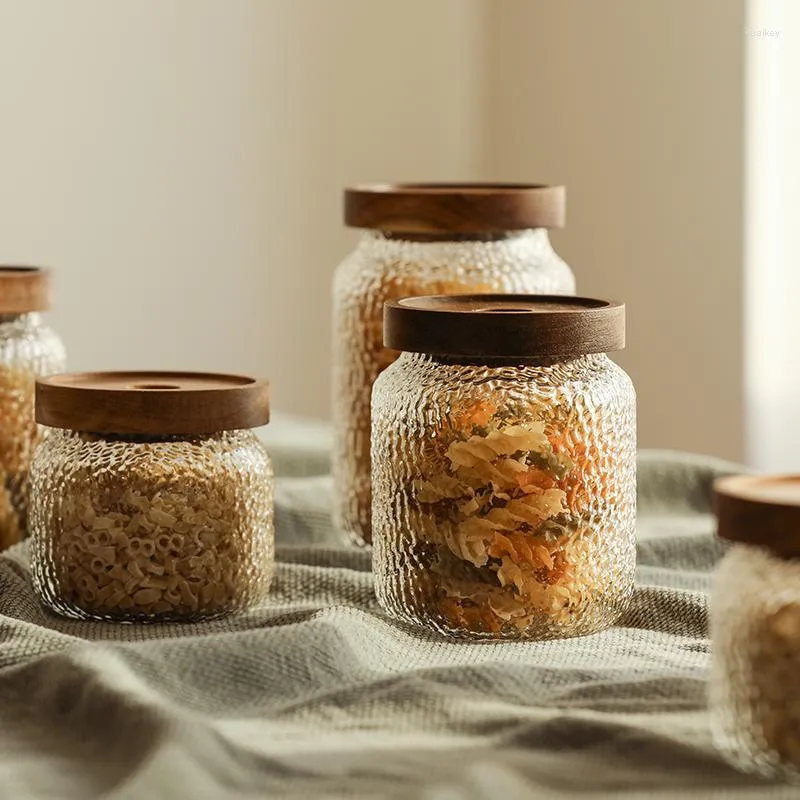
[363,228,551,246]
[0,311,41,325]
[403,351,597,368]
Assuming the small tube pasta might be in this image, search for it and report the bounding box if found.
[30,428,275,622]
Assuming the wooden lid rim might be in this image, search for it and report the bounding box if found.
[715,474,800,558]
[0,266,51,313]
[36,371,270,435]
[383,294,625,358]
[344,183,566,233]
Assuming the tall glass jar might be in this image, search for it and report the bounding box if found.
[30,371,274,622]
[371,295,636,640]
[0,267,66,550]
[333,184,576,547]
[712,475,800,781]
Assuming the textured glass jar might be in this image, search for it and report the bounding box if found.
[30,372,274,622]
[711,475,800,781]
[0,267,66,551]
[372,296,636,640]
[333,184,576,547]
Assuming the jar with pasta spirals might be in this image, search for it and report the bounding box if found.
[712,475,800,782]
[0,267,66,551]
[333,183,576,547]
[30,371,274,622]
[371,295,636,640]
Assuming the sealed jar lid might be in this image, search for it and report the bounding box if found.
[36,371,270,435]
[0,266,50,314]
[715,475,800,558]
[344,183,565,234]
[384,295,625,358]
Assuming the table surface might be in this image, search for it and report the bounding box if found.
[0,419,793,799]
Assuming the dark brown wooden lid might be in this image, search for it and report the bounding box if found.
[715,475,800,558]
[0,266,50,313]
[36,371,270,435]
[344,183,565,234]
[384,295,625,358]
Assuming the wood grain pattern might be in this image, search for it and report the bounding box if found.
[0,267,50,314]
[344,183,565,234]
[36,371,270,435]
[384,295,625,358]
[715,475,800,558]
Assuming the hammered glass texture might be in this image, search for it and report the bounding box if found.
[371,352,636,640]
[332,230,576,547]
[0,313,66,550]
[711,545,800,782]
[30,428,274,622]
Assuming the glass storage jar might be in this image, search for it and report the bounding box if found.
[333,183,576,547]
[0,267,66,551]
[30,371,274,622]
[371,295,636,640]
[712,475,800,781]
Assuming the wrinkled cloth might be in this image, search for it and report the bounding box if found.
[0,421,792,799]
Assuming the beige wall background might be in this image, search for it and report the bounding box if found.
[0,0,747,462]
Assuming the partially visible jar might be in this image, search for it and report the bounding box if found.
[333,183,576,547]
[0,267,66,550]
[712,475,800,781]
[30,371,274,622]
[371,295,636,640]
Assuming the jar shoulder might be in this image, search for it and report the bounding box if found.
[333,234,576,298]
[0,317,66,370]
[33,429,272,475]
[375,354,633,405]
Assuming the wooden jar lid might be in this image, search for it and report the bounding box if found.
[0,266,50,314]
[384,295,625,358]
[715,475,800,558]
[36,371,270,435]
[344,183,565,234]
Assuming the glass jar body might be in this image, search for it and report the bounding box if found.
[30,428,274,622]
[0,313,66,550]
[711,545,800,781]
[332,230,576,546]
[371,352,636,640]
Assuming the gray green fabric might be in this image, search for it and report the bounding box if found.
[0,421,794,798]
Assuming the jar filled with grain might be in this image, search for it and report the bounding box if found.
[30,371,274,622]
[0,267,66,551]
[371,295,636,640]
[333,184,576,547]
[712,475,800,781]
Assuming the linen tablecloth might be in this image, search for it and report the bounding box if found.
[0,416,793,798]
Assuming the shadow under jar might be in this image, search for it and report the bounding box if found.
[332,183,576,547]
[371,295,637,640]
[30,371,274,622]
[712,475,800,782]
[0,267,66,551]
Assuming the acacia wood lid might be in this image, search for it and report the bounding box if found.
[0,266,51,313]
[715,475,800,558]
[36,371,270,435]
[384,295,625,358]
[344,183,565,234]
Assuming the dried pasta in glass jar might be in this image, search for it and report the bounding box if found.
[712,475,800,782]
[30,371,274,622]
[333,183,576,546]
[371,295,636,640]
[0,267,66,551]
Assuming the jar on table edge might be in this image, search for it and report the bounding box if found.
[30,371,274,622]
[712,475,800,781]
[371,294,636,640]
[332,183,577,547]
[0,266,66,551]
